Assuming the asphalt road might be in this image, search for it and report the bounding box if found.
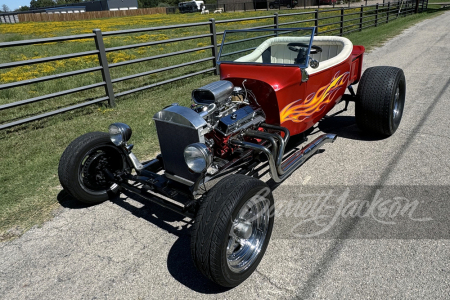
[1,11,450,300]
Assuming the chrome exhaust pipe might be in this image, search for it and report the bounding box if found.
[230,133,336,183]
[260,123,290,174]
[245,130,279,159]
[246,127,288,175]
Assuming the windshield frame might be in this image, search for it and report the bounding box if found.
[217,27,316,69]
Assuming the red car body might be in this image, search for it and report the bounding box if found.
[219,45,365,136]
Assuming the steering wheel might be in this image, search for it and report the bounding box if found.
[287,43,323,54]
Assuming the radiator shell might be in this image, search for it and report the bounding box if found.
[153,105,207,185]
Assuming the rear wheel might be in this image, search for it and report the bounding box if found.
[191,174,274,287]
[58,132,128,204]
[355,66,406,137]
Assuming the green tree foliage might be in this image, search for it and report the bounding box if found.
[16,5,30,11]
[140,0,216,8]
[138,0,161,8]
[29,0,88,9]
[29,0,56,9]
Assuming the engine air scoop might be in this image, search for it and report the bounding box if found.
[192,80,234,106]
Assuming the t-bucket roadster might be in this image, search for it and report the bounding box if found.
[59,28,406,287]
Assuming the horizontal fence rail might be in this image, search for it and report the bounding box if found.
[0,0,426,130]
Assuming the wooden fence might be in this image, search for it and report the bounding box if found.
[18,7,166,23]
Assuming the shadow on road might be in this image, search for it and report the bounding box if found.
[318,115,385,141]
[317,102,387,141]
[167,236,231,294]
[57,190,91,209]
[112,190,230,294]
[59,188,228,292]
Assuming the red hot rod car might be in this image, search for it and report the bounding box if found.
[59,28,406,287]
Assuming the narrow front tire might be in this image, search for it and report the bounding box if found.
[58,132,128,204]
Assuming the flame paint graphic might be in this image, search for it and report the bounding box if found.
[280,71,350,124]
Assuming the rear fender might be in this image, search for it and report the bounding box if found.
[350,45,365,85]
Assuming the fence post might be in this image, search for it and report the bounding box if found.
[375,3,379,26]
[267,1,269,10]
[209,18,218,75]
[421,0,424,12]
[274,12,279,36]
[387,2,390,22]
[360,5,363,31]
[315,10,319,35]
[93,29,115,107]
[244,2,246,11]
[425,0,428,10]
[340,8,344,36]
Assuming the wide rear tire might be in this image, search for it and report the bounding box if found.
[58,132,127,204]
[191,174,274,287]
[355,66,406,137]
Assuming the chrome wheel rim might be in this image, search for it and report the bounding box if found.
[393,86,400,120]
[226,194,271,273]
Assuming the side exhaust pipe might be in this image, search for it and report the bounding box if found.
[230,133,337,183]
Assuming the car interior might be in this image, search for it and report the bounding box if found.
[234,36,353,74]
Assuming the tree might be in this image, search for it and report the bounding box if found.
[29,0,56,9]
[15,6,30,11]
[1,4,9,12]
[139,0,159,8]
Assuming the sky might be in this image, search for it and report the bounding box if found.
[1,0,32,11]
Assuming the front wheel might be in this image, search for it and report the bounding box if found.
[58,132,128,204]
[191,174,274,287]
[355,66,406,137]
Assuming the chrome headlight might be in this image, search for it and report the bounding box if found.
[108,123,132,146]
[184,143,213,173]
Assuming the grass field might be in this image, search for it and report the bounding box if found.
[0,5,447,241]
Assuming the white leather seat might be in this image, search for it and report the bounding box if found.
[234,36,353,74]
